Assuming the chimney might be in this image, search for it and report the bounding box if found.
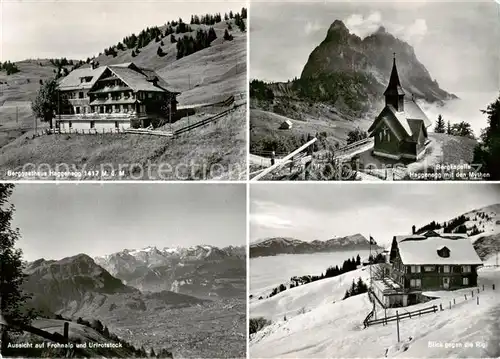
[412,225,416,234]
[90,61,97,70]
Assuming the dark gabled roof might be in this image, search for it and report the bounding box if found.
[107,66,166,93]
[368,105,412,140]
[369,101,430,141]
[59,62,181,94]
[138,67,181,94]
[384,56,405,97]
[408,119,427,141]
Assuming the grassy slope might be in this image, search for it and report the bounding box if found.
[0,106,245,180]
[250,108,363,154]
[13,318,137,358]
[93,18,246,106]
[406,132,477,174]
[0,59,70,105]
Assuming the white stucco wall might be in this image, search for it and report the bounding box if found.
[58,120,131,132]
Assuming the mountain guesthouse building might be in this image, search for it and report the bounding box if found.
[55,62,180,131]
[372,230,482,307]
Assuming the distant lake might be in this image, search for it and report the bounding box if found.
[419,91,498,138]
[250,250,372,295]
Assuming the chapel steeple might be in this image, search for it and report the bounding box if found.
[384,53,405,112]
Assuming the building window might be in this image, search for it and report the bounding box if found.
[69,121,72,128]
[437,246,450,258]
[410,279,421,288]
[410,266,421,273]
[463,277,469,285]
[100,106,104,114]
[148,93,152,99]
[90,121,95,129]
[115,121,119,129]
[424,266,435,272]
[462,265,471,273]
[443,265,450,273]
[79,92,84,99]
[75,107,80,114]
[379,132,383,141]
[387,132,391,141]
[123,104,129,112]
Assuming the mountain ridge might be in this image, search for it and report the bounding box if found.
[250,234,382,258]
[93,244,246,298]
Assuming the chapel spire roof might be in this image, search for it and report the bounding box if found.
[384,53,405,96]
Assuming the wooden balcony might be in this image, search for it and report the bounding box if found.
[56,112,145,121]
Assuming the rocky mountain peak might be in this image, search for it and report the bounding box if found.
[299,19,454,103]
[328,19,349,33]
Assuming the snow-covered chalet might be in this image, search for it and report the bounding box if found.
[372,229,482,307]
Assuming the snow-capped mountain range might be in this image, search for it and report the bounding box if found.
[250,234,381,258]
[93,244,246,298]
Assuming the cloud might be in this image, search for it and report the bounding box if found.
[344,11,428,45]
[344,11,383,38]
[304,20,322,35]
[251,214,293,229]
[404,18,428,44]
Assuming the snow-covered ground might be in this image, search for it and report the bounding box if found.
[250,265,373,321]
[250,266,500,358]
[250,251,371,298]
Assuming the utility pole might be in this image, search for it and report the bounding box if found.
[169,95,172,134]
[396,310,400,342]
[369,234,372,290]
[57,90,61,131]
[187,74,190,128]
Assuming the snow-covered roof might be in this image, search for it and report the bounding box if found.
[398,237,482,265]
[373,277,402,293]
[394,235,426,243]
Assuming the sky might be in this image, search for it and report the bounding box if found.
[9,183,246,261]
[250,0,500,93]
[250,183,500,247]
[1,0,246,61]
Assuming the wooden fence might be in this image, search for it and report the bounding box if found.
[335,137,373,156]
[173,102,244,137]
[124,128,173,137]
[36,127,126,137]
[365,305,438,327]
[365,283,497,328]
[363,291,376,328]
[1,319,70,344]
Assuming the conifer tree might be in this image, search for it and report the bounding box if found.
[473,94,500,179]
[434,114,445,133]
[0,184,37,355]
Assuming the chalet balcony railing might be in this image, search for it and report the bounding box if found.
[56,112,141,120]
[67,98,89,105]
